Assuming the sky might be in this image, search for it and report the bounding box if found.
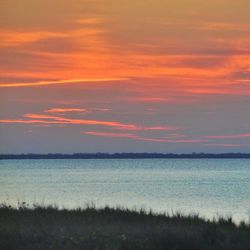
[0,0,250,153]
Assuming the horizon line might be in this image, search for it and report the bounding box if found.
[1,152,250,160]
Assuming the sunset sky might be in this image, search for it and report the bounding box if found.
[1,0,250,153]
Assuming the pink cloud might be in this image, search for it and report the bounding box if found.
[0,113,176,132]
[91,108,111,112]
[142,138,207,143]
[162,134,188,139]
[115,125,177,131]
[11,114,139,130]
[45,108,88,113]
[44,107,111,114]
[204,143,245,148]
[203,134,250,139]
[83,131,206,143]
[84,131,140,140]
[0,119,64,125]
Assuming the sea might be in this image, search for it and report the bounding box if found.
[0,159,250,222]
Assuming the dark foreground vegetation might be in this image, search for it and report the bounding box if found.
[0,204,249,250]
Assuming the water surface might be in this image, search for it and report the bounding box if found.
[0,159,250,222]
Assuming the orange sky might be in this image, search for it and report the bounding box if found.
[1,0,250,153]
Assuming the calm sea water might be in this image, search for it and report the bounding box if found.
[0,159,250,221]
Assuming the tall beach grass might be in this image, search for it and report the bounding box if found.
[0,202,249,250]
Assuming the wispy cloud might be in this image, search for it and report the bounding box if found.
[83,131,206,143]
[45,107,111,114]
[204,143,245,148]
[21,113,138,130]
[0,30,68,47]
[0,28,106,48]
[115,125,176,131]
[0,78,129,88]
[199,22,250,32]
[0,112,175,132]
[74,18,105,25]
[84,131,140,140]
[130,97,170,103]
[45,108,88,113]
[203,134,250,139]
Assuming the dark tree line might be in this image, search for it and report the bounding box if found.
[1,153,250,159]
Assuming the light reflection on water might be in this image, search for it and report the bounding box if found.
[0,159,250,222]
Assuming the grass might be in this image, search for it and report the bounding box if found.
[0,203,250,250]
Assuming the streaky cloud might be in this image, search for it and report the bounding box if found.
[83,131,207,144]
[0,112,175,132]
[45,108,88,113]
[0,78,129,88]
[203,134,250,139]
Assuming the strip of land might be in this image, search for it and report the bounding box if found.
[0,204,249,250]
[1,153,250,159]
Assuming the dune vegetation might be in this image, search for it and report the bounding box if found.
[0,203,249,250]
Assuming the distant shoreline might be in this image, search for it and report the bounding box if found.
[1,153,250,160]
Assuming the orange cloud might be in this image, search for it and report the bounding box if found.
[23,114,66,120]
[1,1,250,102]
[0,111,177,132]
[185,88,250,95]
[0,112,176,133]
[0,30,67,47]
[0,119,64,125]
[20,113,138,130]
[200,22,250,32]
[0,78,129,88]
[74,18,105,25]
[0,28,106,48]
[130,97,170,103]
[44,108,111,114]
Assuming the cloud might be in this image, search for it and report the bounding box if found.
[185,87,250,95]
[115,125,177,131]
[83,131,206,143]
[203,134,250,139]
[84,131,140,140]
[162,134,187,139]
[199,22,250,32]
[45,107,111,114]
[0,114,136,130]
[130,97,170,103]
[0,28,106,48]
[0,119,62,125]
[20,113,138,130]
[141,126,176,131]
[0,30,68,47]
[0,112,175,132]
[0,77,129,88]
[204,143,245,148]
[91,108,111,112]
[74,18,105,25]
[142,138,207,143]
[45,108,88,113]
